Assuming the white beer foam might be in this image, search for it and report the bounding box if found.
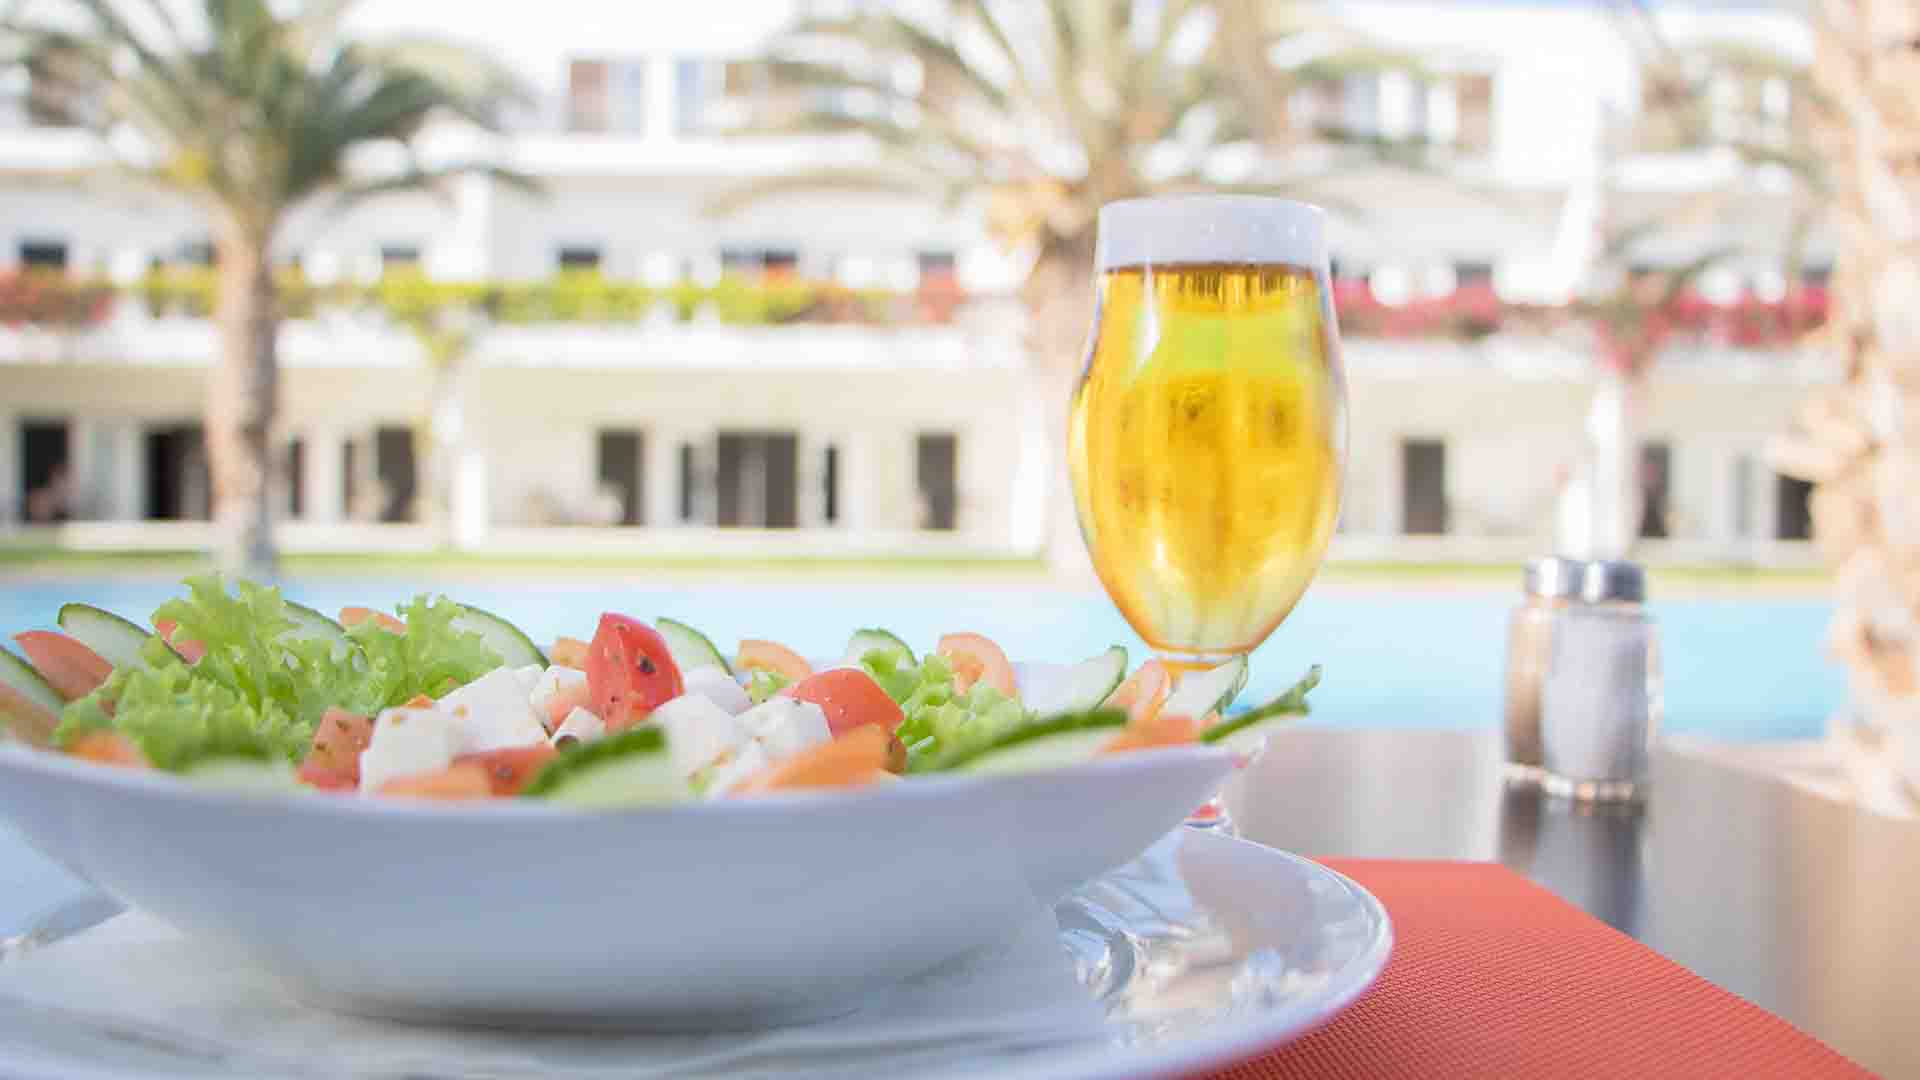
[1095,195,1326,271]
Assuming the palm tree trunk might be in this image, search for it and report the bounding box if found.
[1585,369,1645,559]
[207,218,280,579]
[1022,236,1097,579]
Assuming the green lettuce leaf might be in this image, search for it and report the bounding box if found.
[56,575,502,772]
[744,668,792,704]
[859,651,1035,771]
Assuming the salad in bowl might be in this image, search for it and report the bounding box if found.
[0,576,1319,1026]
[0,576,1319,806]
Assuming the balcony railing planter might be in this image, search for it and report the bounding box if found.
[0,271,115,329]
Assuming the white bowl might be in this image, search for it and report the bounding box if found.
[0,726,1230,1029]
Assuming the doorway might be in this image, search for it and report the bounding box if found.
[144,423,209,521]
[715,431,798,528]
[1401,438,1447,535]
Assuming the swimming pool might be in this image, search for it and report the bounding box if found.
[0,575,1841,742]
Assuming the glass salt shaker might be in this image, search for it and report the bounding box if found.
[1503,556,1586,785]
[1538,560,1662,803]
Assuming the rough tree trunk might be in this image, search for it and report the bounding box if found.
[207,217,279,580]
[1021,237,1097,580]
[1775,0,1920,796]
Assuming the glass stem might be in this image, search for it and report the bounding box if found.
[1159,652,1242,837]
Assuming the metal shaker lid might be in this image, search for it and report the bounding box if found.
[1580,559,1646,604]
[1523,556,1587,598]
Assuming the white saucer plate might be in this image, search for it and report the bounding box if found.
[0,829,1392,1079]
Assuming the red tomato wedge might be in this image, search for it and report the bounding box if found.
[735,639,813,682]
[153,618,206,663]
[297,758,355,791]
[935,632,1016,696]
[304,708,374,785]
[787,668,904,738]
[13,631,112,701]
[340,607,407,635]
[586,615,684,732]
[378,761,492,800]
[456,745,560,796]
[1107,660,1173,725]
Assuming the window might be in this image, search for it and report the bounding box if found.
[720,248,800,280]
[1776,474,1813,541]
[18,240,67,271]
[916,433,958,531]
[20,420,70,523]
[917,251,957,286]
[1454,261,1494,288]
[1401,439,1447,535]
[288,438,305,520]
[1454,73,1493,153]
[1639,443,1672,540]
[823,444,840,525]
[715,432,798,528]
[568,58,646,134]
[676,59,715,134]
[374,426,416,523]
[558,246,604,272]
[177,239,214,267]
[675,58,763,134]
[144,423,210,521]
[678,444,697,524]
[380,245,422,270]
[596,430,645,526]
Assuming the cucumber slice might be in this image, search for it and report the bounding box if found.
[843,628,915,668]
[521,725,683,806]
[284,601,347,645]
[57,604,160,671]
[1201,665,1321,754]
[1161,655,1249,720]
[453,604,547,668]
[1023,646,1127,717]
[658,618,731,676]
[182,758,300,794]
[936,709,1128,775]
[0,647,65,748]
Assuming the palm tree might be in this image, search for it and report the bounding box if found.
[7,0,526,577]
[1773,0,1920,788]
[735,0,1430,570]
[1560,7,1822,557]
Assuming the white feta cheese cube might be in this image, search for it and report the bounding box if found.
[653,694,747,779]
[438,667,548,753]
[550,706,606,748]
[529,665,589,723]
[512,664,546,692]
[359,707,460,793]
[737,698,833,762]
[683,664,751,715]
[703,741,771,799]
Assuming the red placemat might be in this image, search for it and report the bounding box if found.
[1204,860,1873,1080]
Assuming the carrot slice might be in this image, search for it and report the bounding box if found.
[377,761,492,800]
[734,724,890,795]
[70,731,148,769]
[1107,660,1174,726]
[1102,711,1201,754]
[935,632,1016,696]
[340,607,407,635]
[13,631,112,701]
[735,639,813,682]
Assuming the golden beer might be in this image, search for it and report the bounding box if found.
[1069,260,1344,656]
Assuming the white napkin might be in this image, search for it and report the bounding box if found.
[0,907,1114,1079]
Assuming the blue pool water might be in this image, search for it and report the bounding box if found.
[0,576,1842,741]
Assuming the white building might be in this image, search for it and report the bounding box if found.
[0,0,1833,565]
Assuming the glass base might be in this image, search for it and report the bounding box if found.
[1184,795,1236,834]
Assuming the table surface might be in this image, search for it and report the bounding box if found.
[2,730,1915,1077]
[1226,728,1920,1080]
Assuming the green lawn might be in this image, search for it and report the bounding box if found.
[0,543,1831,591]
